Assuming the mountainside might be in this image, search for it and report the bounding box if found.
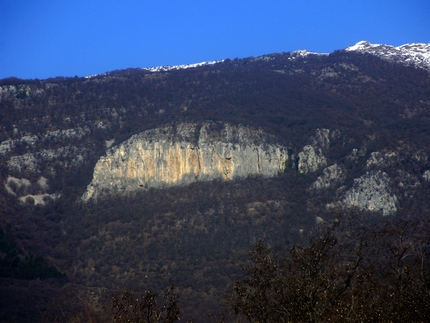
[1,41,430,321]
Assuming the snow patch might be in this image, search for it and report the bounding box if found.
[143,60,223,73]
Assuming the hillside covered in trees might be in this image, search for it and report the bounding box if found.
[1,44,430,321]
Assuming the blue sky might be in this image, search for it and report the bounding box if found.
[1,0,429,80]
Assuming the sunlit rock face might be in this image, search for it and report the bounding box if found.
[82,122,288,201]
[342,170,398,216]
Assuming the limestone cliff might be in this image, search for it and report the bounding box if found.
[82,123,288,201]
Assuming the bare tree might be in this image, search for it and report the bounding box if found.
[230,217,430,322]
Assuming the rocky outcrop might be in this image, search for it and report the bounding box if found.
[312,164,345,190]
[366,151,399,169]
[395,171,420,199]
[4,176,31,196]
[310,128,332,149]
[0,126,90,156]
[7,146,91,175]
[4,175,58,205]
[297,146,327,174]
[82,123,288,201]
[346,148,367,163]
[423,170,430,182]
[342,170,398,216]
[296,128,337,174]
[18,193,59,206]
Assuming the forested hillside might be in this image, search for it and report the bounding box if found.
[1,46,430,321]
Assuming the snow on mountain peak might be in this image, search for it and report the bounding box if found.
[345,41,430,71]
[143,60,223,73]
[346,40,376,51]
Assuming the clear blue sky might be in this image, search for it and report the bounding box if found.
[1,0,429,80]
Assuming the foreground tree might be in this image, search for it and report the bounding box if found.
[230,217,430,322]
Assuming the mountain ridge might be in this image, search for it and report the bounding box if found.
[79,41,430,79]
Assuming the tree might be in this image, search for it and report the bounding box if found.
[229,218,430,322]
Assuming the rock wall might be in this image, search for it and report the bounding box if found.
[82,123,288,201]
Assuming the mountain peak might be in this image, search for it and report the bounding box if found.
[345,40,375,51]
[345,41,430,71]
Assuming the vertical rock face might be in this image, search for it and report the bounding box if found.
[82,123,288,201]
